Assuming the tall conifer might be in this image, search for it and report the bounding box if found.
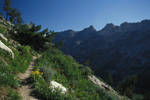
[3,0,12,21]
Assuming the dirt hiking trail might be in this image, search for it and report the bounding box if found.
[18,55,40,100]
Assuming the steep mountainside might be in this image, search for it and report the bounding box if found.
[53,20,150,93]
[0,15,130,100]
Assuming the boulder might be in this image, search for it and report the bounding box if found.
[0,40,14,59]
[0,33,8,41]
[50,81,67,94]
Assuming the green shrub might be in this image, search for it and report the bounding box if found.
[34,78,75,100]
[30,48,38,56]
[0,27,6,33]
[10,45,32,73]
[0,47,12,61]
[105,92,120,100]
[39,66,57,83]
[43,49,82,80]
[8,89,21,100]
[0,61,12,73]
[94,85,107,100]
[0,72,20,87]
[79,65,92,75]
[53,73,69,87]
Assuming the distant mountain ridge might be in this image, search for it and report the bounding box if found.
[53,20,150,93]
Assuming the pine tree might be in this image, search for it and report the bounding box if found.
[59,40,64,48]
[53,40,64,49]
[13,24,56,51]
[107,72,113,86]
[117,75,138,99]
[8,8,17,23]
[84,60,90,66]
[16,11,24,24]
[3,0,12,21]
[45,30,56,42]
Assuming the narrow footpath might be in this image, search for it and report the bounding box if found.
[17,56,39,100]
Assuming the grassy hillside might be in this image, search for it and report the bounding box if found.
[30,47,130,100]
[0,21,33,99]
[0,16,132,100]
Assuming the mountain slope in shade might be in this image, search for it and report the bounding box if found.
[53,20,150,93]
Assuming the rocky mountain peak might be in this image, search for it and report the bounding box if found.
[140,19,150,30]
[82,25,96,33]
[102,23,117,31]
[99,23,118,35]
[119,20,150,32]
[88,25,96,30]
[62,29,76,33]
[105,23,115,28]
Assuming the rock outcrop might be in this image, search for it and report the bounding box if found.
[88,75,128,100]
[88,75,110,91]
[0,40,14,59]
[0,15,15,59]
[0,33,8,41]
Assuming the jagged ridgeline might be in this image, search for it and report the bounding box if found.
[0,14,131,99]
[53,20,150,94]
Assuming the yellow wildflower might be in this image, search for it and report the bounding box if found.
[35,71,39,75]
[69,86,71,89]
[31,71,35,75]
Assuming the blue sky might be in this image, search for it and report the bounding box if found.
[0,0,150,32]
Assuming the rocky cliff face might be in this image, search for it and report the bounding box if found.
[53,20,150,93]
